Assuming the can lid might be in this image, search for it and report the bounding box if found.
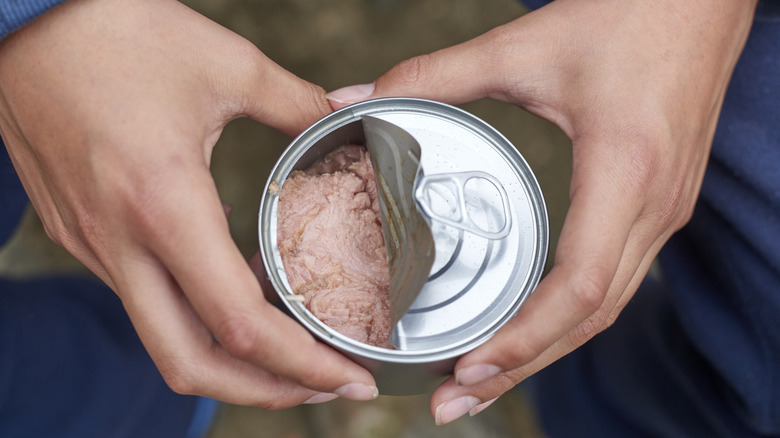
[260,98,548,362]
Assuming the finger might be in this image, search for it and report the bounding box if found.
[229,49,332,136]
[428,223,671,422]
[118,256,323,408]
[452,144,647,382]
[126,0,334,138]
[430,376,509,426]
[538,220,670,356]
[326,22,530,110]
[126,163,377,399]
[535,230,667,369]
[585,225,673,338]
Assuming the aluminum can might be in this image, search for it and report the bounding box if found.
[258,97,548,395]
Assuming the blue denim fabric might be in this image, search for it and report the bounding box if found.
[0,146,27,247]
[0,275,203,438]
[522,0,780,18]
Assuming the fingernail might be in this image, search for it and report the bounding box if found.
[456,364,501,386]
[325,83,375,104]
[334,383,379,401]
[304,392,339,404]
[469,397,498,417]
[435,396,481,426]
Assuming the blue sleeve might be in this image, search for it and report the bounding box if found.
[0,0,67,41]
[521,0,552,10]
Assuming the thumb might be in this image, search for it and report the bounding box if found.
[326,29,511,110]
[233,50,332,137]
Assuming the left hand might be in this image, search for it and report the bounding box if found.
[327,0,757,424]
[0,0,377,408]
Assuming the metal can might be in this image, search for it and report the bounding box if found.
[258,97,548,395]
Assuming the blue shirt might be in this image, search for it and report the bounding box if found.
[0,0,66,40]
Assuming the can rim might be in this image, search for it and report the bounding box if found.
[258,97,548,363]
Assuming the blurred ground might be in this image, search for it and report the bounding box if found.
[0,0,571,436]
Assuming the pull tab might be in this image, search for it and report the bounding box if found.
[415,171,512,240]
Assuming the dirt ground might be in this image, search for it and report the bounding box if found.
[0,0,572,436]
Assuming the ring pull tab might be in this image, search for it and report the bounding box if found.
[415,171,512,240]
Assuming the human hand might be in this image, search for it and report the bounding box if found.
[327,0,757,423]
[0,0,376,407]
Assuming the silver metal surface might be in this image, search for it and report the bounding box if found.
[415,170,512,240]
[361,115,435,336]
[258,98,548,395]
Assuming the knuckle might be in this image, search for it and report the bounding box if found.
[255,398,287,411]
[40,217,68,248]
[655,182,686,227]
[480,24,519,65]
[569,297,628,348]
[604,118,671,195]
[488,372,520,395]
[602,308,622,329]
[387,54,433,90]
[656,180,698,232]
[675,199,697,229]
[569,266,610,313]
[214,314,262,360]
[297,80,332,123]
[250,382,303,410]
[623,138,663,195]
[481,22,513,47]
[295,362,331,388]
[41,208,102,262]
[570,312,610,346]
[73,209,106,251]
[500,330,545,367]
[114,173,182,243]
[302,81,329,110]
[263,383,309,410]
[157,359,199,395]
[232,38,268,74]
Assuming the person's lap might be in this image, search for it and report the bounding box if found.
[0,274,209,438]
[526,277,752,437]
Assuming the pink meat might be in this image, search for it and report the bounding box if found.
[277,145,391,348]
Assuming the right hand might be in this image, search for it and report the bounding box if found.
[0,0,376,407]
[326,0,756,422]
